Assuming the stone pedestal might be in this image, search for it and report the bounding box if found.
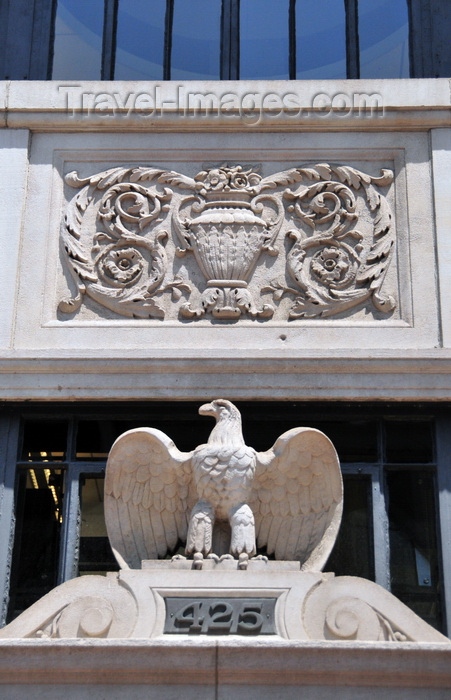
[0,560,447,643]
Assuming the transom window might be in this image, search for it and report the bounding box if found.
[52,0,410,81]
[1,401,447,637]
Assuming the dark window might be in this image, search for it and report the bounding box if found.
[51,0,411,80]
[359,0,410,78]
[8,467,64,620]
[295,0,347,79]
[387,470,440,629]
[114,0,166,80]
[52,0,104,80]
[240,0,290,79]
[2,402,447,635]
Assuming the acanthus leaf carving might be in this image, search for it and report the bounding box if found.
[59,166,193,318]
[59,162,397,322]
[268,164,396,319]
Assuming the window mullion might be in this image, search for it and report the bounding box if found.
[229,0,240,79]
[57,463,82,584]
[435,415,451,637]
[288,0,296,79]
[0,414,20,625]
[221,0,232,79]
[344,0,359,78]
[101,0,119,80]
[372,420,391,590]
[221,0,239,80]
[163,0,174,81]
[371,469,391,590]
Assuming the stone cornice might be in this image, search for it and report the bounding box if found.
[0,639,449,690]
[0,79,450,131]
[0,353,451,401]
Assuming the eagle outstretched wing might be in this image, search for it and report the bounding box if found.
[250,427,343,569]
[104,428,195,568]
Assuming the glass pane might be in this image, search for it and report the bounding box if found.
[326,476,374,579]
[387,471,442,630]
[359,0,410,78]
[311,420,378,462]
[21,420,68,461]
[171,0,221,79]
[115,0,166,80]
[240,0,289,79]
[76,420,117,460]
[7,468,64,621]
[52,0,103,79]
[240,414,378,461]
[296,0,347,79]
[76,415,213,460]
[79,477,118,575]
[385,420,433,463]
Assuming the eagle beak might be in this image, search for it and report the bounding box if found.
[199,402,216,417]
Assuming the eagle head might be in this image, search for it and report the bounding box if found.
[199,399,235,419]
[199,399,244,448]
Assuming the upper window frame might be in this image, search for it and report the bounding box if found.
[56,0,404,81]
[2,0,451,81]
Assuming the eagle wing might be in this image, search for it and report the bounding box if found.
[250,427,343,569]
[104,428,195,568]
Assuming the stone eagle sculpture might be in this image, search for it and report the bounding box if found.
[104,400,343,570]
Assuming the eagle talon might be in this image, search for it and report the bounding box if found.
[238,553,249,569]
[192,552,204,569]
[219,554,234,562]
[206,553,220,562]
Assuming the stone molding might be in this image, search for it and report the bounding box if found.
[1,353,451,400]
[1,79,451,131]
[0,639,450,698]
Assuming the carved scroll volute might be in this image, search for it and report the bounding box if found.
[302,576,417,643]
[270,164,396,319]
[59,167,193,319]
[173,165,282,319]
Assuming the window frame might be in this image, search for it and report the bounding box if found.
[2,0,451,81]
[54,0,401,81]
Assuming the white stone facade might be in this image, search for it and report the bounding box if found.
[0,79,450,401]
[1,78,451,698]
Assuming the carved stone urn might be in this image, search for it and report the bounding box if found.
[174,165,283,318]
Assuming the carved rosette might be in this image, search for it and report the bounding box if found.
[59,162,396,321]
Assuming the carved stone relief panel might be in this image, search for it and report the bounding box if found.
[59,162,396,323]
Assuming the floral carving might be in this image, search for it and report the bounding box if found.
[98,247,145,286]
[263,163,395,318]
[311,247,356,286]
[59,167,192,318]
[59,162,397,321]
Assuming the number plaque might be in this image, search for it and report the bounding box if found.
[164,597,277,635]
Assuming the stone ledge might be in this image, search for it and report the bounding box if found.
[0,639,450,689]
[0,79,450,131]
[0,354,451,400]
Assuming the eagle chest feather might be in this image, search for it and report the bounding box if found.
[192,444,256,515]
